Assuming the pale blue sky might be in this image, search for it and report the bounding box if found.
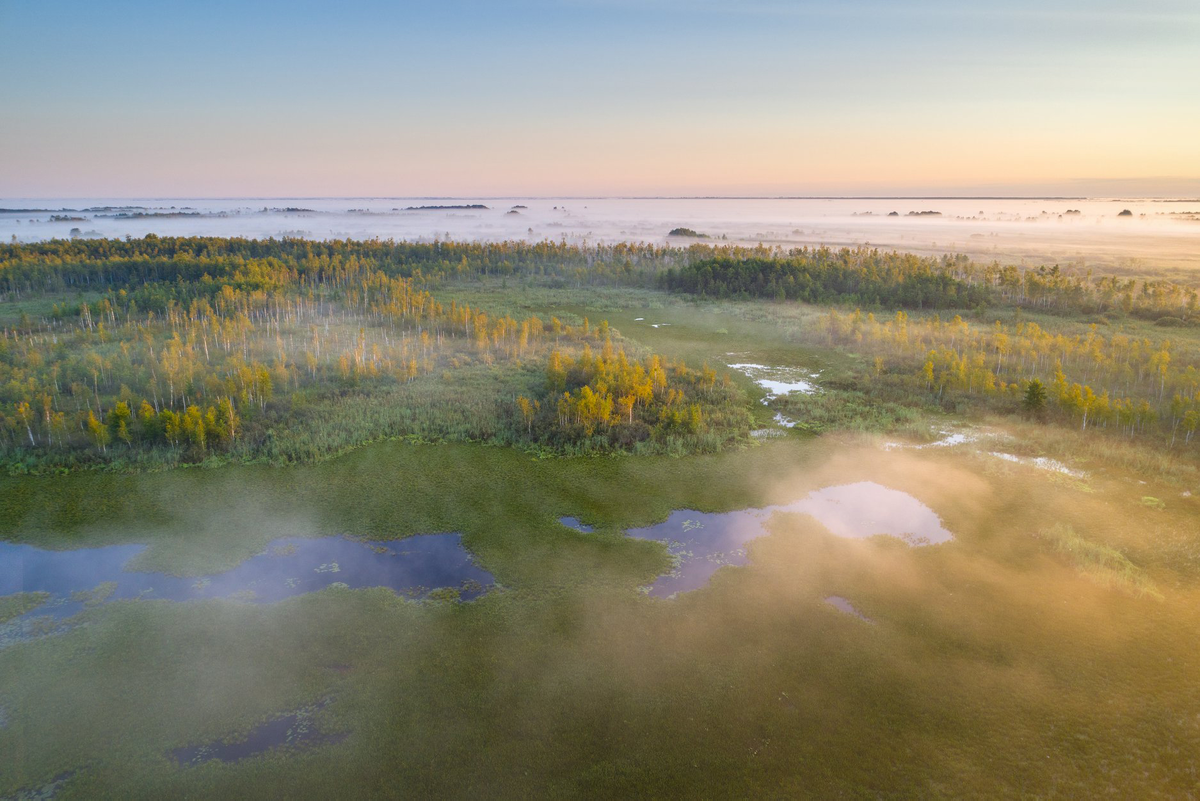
[2,0,1198,196]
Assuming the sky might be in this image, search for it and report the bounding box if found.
[1,0,1198,198]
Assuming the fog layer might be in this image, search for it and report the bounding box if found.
[4,197,1200,277]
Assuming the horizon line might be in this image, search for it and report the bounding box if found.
[9,195,1200,203]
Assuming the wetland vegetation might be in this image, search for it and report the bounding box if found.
[3,236,1200,797]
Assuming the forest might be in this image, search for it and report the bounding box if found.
[0,239,749,469]
[665,252,1200,319]
[3,235,1200,470]
[4,235,1199,321]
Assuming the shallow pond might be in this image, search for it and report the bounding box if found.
[920,432,974,448]
[727,362,818,400]
[825,595,873,622]
[989,451,1086,478]
[173,699,346,766]
[558,517,594,533]
[626,482,952,597]
[0,533,494,626]
[885,430,982,451]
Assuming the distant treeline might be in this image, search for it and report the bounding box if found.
[2,236,1197,321]
[662,252,990,310]
[0,236,675,297]
[664,250,1199,321]
[403,204,490,211]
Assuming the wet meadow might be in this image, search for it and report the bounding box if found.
[2,244,1200,797]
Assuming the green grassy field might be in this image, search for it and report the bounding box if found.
[3,279,1200,798]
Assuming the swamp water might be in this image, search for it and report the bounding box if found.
[172,699,346,766]
[727,362,819,401]
[824,595,873,622]
[625,482,953,597]
[0,533,494,642]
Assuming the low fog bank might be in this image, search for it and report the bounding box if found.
[5,437,1198,796]
[4,197,1200,277]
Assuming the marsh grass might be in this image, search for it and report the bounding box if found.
[2,439,1198,797]
[1038,523,1162,599]
[69,582,117,608]
[3,437,1200,797]
[5,277,1200,797]
[775,385,928,435]
[0,593,49,624]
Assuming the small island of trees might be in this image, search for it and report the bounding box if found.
[404,205,490,211]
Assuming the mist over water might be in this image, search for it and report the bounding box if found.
[4,196,1200,274]
[0,534,494,628]
[627,481,953,597]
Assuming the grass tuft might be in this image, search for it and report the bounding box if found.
[1038,523,1162,599]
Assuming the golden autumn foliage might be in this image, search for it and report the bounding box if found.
[520,343,744,451]
[821,308,1200,443]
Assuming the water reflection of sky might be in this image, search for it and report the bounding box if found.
[825,596,873,623]
[627,482,952,598]
[727,363,818,401]
[558,517,594,533]
[0,533,494,628]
